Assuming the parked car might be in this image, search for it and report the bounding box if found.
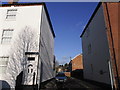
[55,72,67,82]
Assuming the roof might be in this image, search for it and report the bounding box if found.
[0,2,56,38]
[71,54,82,61]
[43,3,56,38]
[0,2,44,7]
[80,2,102,37]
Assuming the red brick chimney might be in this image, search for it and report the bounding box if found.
[8,0,19,4]
[8,0,13,4]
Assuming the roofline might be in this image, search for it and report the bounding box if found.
[0,2,55,38]
[0,2,44,7]
[43,4,56,38]
[80,2,102,38]
[71,54,82,61]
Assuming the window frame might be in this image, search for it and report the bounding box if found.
[5,9,17,21]
[1,29,14,44]
[0,56,9,74]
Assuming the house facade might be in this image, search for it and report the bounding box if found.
[70,54,83,71]
[80,2,119,89]
[68,54,83,79]
[0,3,55,89]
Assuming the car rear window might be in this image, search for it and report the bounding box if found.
[56,73,65,77]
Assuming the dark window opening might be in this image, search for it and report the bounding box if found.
[31,69,33,73]
[56,73,65,77]
[28,69,29,73]
[28,57,35,61]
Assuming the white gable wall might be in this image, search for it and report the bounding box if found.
[39,6,54,82]
[81,5,111,84]
[0,5,42,88]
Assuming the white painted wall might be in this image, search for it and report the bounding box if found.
[39,6,55,82]
[0,4,55,88]
[0,5,42,56]
[0,5,42,88]
[81,5,111,84]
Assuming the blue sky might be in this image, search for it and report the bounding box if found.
[1,1,98,64]
[46,2,98,64]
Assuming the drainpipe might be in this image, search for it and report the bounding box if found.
[108,60,114,89]
[105,2,120,89]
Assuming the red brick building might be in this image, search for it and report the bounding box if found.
[102,3,120,88]
[69,54,83,79]
[70,54,83,71]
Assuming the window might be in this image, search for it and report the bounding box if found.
[6,9,17,20]
[88,44,91,54]
[28,57,35,61]
[0,57,9,74]
[28,69,29,73]
[28,68,33,73]
[31,69,33,73]
[27,64,33,74]
[1,29,13,44]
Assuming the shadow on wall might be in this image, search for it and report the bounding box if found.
[0,80,10,90]
[15,71,23,90]
[71,69,83,80]
[16,71,38,90]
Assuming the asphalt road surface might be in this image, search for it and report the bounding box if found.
[41,77,102,90]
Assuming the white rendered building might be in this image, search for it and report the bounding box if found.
[0,3,55,89]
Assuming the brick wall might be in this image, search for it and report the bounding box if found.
[102,2,120,88]
[71,54,83,71]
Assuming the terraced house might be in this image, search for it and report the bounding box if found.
[80,2,120,89]
[0,2,55,89]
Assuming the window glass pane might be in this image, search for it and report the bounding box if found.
[0,61,8,65]
[6,15,16,20]
[3,30,13,37]
[6,9,17,20]
[1,30,13,44]
[28,69,29,73]
[28,57,35,61]
[1,38,11,44]
[31,69,33,73]
[0,66,7,74]
[7,9,17,15]
[0,57,9,66]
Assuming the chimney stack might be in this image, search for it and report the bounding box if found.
[8,0,19,4]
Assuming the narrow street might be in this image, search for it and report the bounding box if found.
[0,2,119,90]
[41,77,102,90]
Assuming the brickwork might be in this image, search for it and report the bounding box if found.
[71,54,83,71]
[64,72,71,77]
[102,2,120,89]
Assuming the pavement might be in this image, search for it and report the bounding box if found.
[64,77,101,89]
[40,77,103,90]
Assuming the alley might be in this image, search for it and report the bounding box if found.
[41,77,102,90]
[0,2,119,90]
